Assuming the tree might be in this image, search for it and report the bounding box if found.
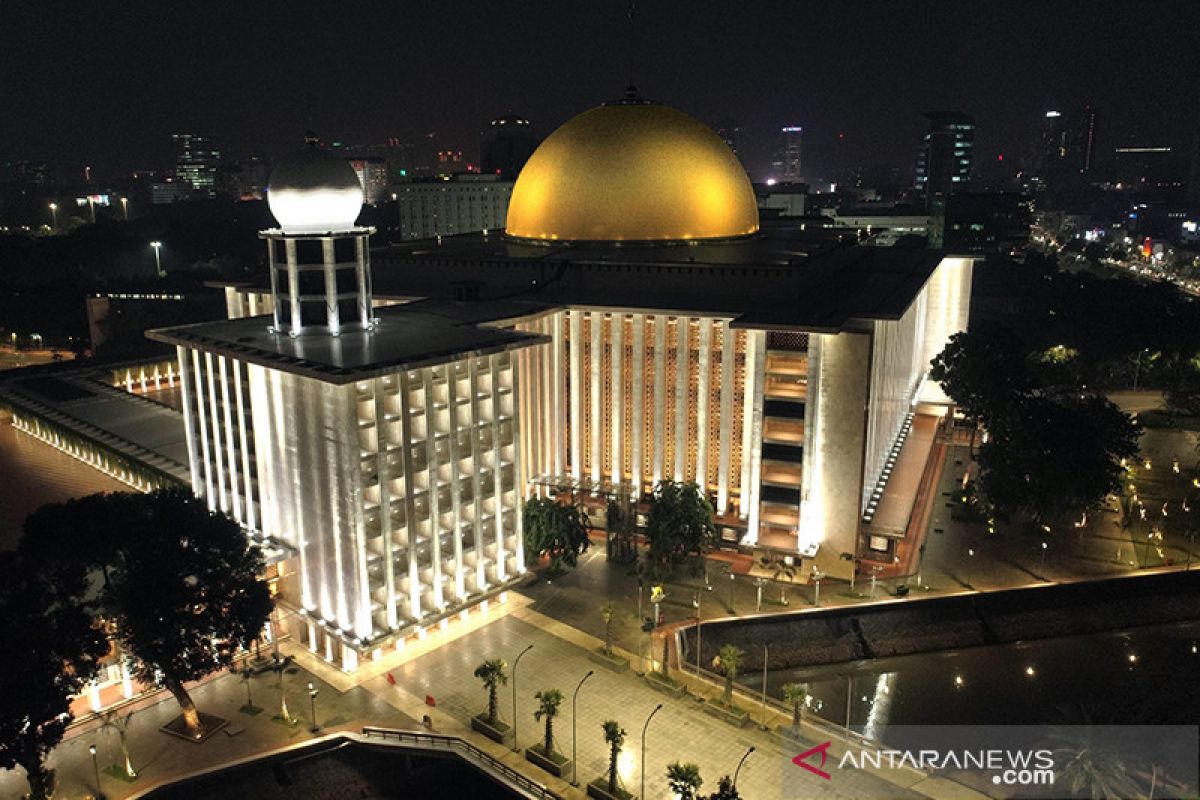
[101,709,138,779]
[533,688,563,756]
[600,601,616,656]
[979,396,1140,526]
[645,481,716,573]
[667,761,704,799]
[707,775,741,800]
[102,489,272,735]
[714,644,745,707]
[0,553,108,799]
[474,659,508,725]
[523,496,590,571]
[782,683,809,735]
[929,325,1034,427]
[757,553,796,604]
[602,720,626,795]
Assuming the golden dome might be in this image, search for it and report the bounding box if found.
[506,100,759,242]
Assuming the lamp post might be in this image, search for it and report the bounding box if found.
[728,569,736,614]
[733,746,756,791]
[812,567,823,607]
[511,644,533,751]
[150,241,163,277]
[307,682,320,733]
[120,196,129,221]
[760,644,769,727]
[1040,541,1048,572]
[693,591,703,675]
[89,744,105,800]
[640,703,664,800]
[48,202,58,229]
[570,670,594,786]
[966,548,975,589]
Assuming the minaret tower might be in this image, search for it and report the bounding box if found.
[263,133,374,336]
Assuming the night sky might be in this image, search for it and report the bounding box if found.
[4,0,1198,182]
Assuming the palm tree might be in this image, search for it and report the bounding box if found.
[474,659,508,725]
[666,761,703,799]
[757,553,797,605]
[782,683,808,734]
[714,643,745,707]
[533,688,563,755]
[602,720,626,794]
[1046,726,1142,799]
[600,601,616,656]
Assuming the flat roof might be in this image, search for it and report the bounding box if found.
[372,221,944,332]
[147,300,548,384]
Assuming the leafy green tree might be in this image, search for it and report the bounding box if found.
[0,553,108,800]
[714,644,745,707]
[666,761,704,799]
[979,396,1140,526]
[103,489,273,735]
[783,683,809,734]
[929,325,1034,427]
[523,496,590,571]
[533,688,563,755]
[474,659,507,725]
[602,720,626,794]
[645,481,716,573]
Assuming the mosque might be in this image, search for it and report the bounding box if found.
[151,93,972,671]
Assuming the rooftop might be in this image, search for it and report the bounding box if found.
[373,221,944,332]
[147,300,548,384]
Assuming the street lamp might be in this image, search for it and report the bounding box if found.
[640,703,664,800]
[307,682,320,733]
[89,744,106,800]
[150,241,164,276]
[733,746,756,791]
[511,644,533,751]
[692,591,704,676]
[966,548,976,589]
[48,202,58,229]
[120,196,129,221]
[1040,541,1048,572]
[570,670,594,786]
[811,568,823,607]
[728,568,736,614]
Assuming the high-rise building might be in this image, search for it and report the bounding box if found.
[915,112,974,202]
[1039,107,1097,190]
[716,119,744,160]
[171,134,220,196]
[348,157,390,204]
[772,126,803,181]
[396,174,513,240]
[481,114,537,180]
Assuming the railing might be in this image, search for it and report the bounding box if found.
[360,726,563,800]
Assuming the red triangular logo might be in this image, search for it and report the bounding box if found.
[792,741,833,780]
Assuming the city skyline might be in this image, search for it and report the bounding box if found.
[3,1,1198,182]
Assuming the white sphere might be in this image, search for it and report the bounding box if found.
[267,146,364,234]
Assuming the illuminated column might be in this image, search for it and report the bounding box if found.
[590,312,603,485]
[355,235,372,328]
[674,317,688,483]
[744,331,767,544]
[695,318,712,488]
[510,354,526,571]
[446,366,466,603]
[630,314,645,494]
[176,347,203,493]
[321,240,341,335]
[285,239,301,333]
[552,313,566,476]
[610,312,624,485]
[397,370,422,620]
[203,353,228,512]
[569,311,583,479]
[422,368,444,610]
[717,324,735,512]
[266,241,283,330]
[490,355,509,579]
[373,378,398,630]
[652,317,666,484]
[739,331,755,519]
[217,356,241,522]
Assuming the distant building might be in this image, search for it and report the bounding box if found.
[481,114,537,180]
[172,134,220,196]
[150,178,191,205]
[1111,145,1174,187]
[396,175,513,241]
[348,157,390,204]
[915,112,974,204]
[772,126,803,181]
[716,119,744,160]
[931,192,1032,254]
[756,181,808,217]
[1039,108,1098,190]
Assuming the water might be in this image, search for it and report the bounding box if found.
[747,619,1200,739]
[0,417,127,551]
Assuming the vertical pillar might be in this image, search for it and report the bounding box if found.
[696,318,712,489]
[652,317,666,485]
[267,238,283,331]
[322,238,341,335]
[569,311,583,479]
[356,235,372,328]
[285,239,301,334]
[674,317,689,483]
[398,370,422,622]
[610,313,624,485]
[744,331,768,544]
[739,332,757,520]
[631,314,645,495]
[590,312,603,485]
